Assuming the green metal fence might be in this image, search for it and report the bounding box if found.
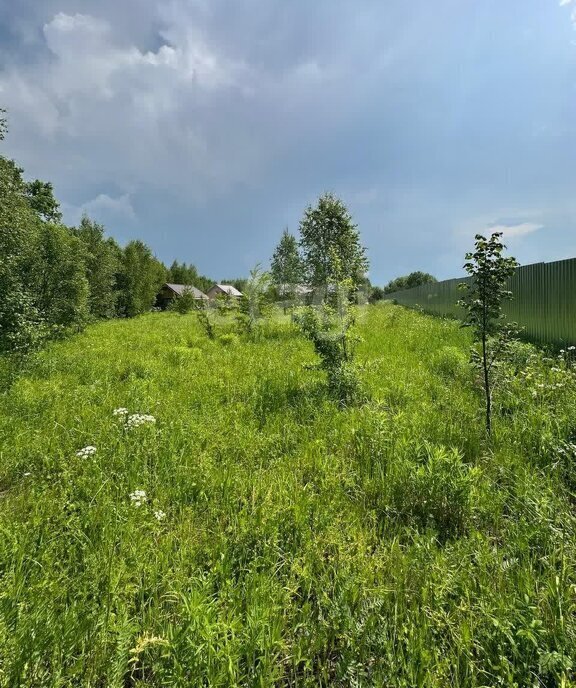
[388,257,576,346]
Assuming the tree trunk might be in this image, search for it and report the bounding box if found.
[482,331,491,435]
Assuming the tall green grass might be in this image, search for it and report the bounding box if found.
[0,303,575,686]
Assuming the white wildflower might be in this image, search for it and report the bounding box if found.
[129,489,148,507]
[153,509,166,521]
[126,414,156,429]
[113,407,129,416]
[76,445,97,458]
[23,472,31,477]
[568,346,576,351]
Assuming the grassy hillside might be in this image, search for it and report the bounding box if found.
[0,304,575,686]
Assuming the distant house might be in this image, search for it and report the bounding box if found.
[206,284,243,300]
[157,283,208,310]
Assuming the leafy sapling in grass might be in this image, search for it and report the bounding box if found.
[294,277,364,406]
[236,264,271,337]
[215,291,237,316]
[170,287,199,315]
[195,301,217,340]
[458,232,519,435]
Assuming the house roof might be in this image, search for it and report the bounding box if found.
[164,283,208,299]
[213,284,243,297]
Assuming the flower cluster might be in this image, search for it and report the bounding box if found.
[126,414,156,429]
[76,445,97,458]
[128,492,167,521]
[516,348,576,402]
[113,408,157,428]
[129,489,148,507]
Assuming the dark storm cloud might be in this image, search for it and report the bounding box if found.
[0,0,575,282]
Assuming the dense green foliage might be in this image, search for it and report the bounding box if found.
[299,192,368,290]
[24,179,63,223]
[0,154,44,353]
[72,216,120,319]
[0,116,214,355]
[383,270,437,294]
[115,241,166,318]
[270,229,304,299]
[30,221,90,334]
[369,285,386,302]
[294,286,362,405]
[1,304,575,685]
[166,261,213,295]
[169,287,201,315]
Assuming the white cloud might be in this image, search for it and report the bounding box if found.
[84,193,136,220]
[0,2,411,207]
[62,193,137,226]
[559,0,576,28]
[0,11,259,200]
[1,6,371,211]
[487,222,544,238]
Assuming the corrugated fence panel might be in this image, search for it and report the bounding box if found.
[389,257,576,346]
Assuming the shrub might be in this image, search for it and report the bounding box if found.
[170,288,199,315]
[195,303,217,340]
[236,265,271,337]
[294,290,364,406]
[386,444,479,540]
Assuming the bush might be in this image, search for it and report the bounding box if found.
[196,303,217,340]
[169,289,199,315]
[386,444,479,540]
[294,298,364,406]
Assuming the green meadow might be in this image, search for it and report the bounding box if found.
[0,303,575,686]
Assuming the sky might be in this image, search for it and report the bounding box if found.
[0,0,575,285]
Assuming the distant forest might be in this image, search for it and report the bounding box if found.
[0,110,214,355]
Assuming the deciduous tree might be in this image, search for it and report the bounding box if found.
[29,222,89,333]
[116,240,166,317]
[73,215,119,319]
[383,271,437,294]
[270,228,303,299]
[0,139,43,353]
[24,180,62,223]
[299,193,368,294]
[458,233,518,435]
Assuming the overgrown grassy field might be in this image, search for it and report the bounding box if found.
[1,303,575,686]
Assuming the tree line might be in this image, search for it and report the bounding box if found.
[269,192,370,300]
[0,111,211,356]
[268,192,437,303]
